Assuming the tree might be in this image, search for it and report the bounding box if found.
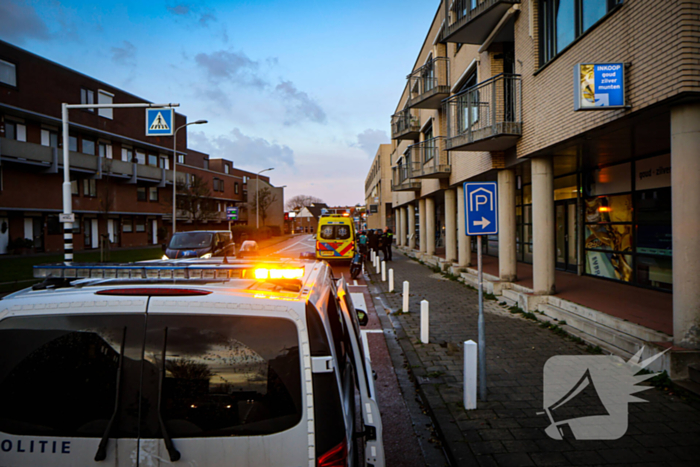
[175,174,218,223]
[250,187,278,226]
[286,194,324,211]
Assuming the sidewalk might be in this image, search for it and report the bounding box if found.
[368,249,699,467]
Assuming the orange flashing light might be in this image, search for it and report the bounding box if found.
[342,212,350,217]
[254,267,304,280]
[598,206,612,212]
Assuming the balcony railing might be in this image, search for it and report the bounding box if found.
[391,165,421,192]
[407,57,450,109]
[445,73,522,152]
[443,0,520,44]
[408,137,451,179]
[391,108,421,141]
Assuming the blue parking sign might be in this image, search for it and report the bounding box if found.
[464,182,498,236]
[146,108,173,136]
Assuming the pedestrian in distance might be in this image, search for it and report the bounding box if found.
[381,226,393,261]
[358,230,368,260]
[368,229,378,255]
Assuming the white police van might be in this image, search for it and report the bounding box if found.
[0,259,384,467]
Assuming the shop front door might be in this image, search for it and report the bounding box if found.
[555,200,578,272]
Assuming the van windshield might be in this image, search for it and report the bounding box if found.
[169,232,213,249]
[319,225,351,240]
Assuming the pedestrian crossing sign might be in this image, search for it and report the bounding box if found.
[146,108,174,136]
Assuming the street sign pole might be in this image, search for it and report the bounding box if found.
[477,234,486,401]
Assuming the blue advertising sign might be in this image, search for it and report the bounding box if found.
[574,63,626,110]
[464,182,498,236]
[145,108,174,136]
[226,207,239,221]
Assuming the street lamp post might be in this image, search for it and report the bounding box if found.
[172,120,207,234]
[256,168,274,229]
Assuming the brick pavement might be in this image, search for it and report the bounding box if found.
[368,249,700,467]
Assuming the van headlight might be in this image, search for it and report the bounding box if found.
[161,255,169,260]
[200,253,212,259]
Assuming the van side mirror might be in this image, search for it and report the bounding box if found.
[356,309,368,326]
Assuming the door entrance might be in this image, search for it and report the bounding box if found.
[555,200,578,272]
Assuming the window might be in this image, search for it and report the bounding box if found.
[82,138,95,155]
[149,187,158,201]
[71,179,79,195]
[224,164,230,174]
[0,59,16,87]
[137,186,147,201]
[4,121,26,141]
[122,147,133,162]
[540,0,622,64]
[41,129,58,148]
[235,182,239,194]
[203,159,209,170]
[122,217,133,233]
[80,87,95,112]
[243,176,248,184]
[177,154,185,164]
[135,218,146,232]
[136,150,146,164]
[98,142,112,158]
[69,136,78,152]
[159,156,169,169]
[97,90,113,119]
[148,154,158,166]
[46,215,62,235]
[83,179,96,197]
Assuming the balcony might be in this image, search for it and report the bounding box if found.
[443,0,521,44]
[391,108,421,141]
[445,74,522,152]
[408,137,451,179]
[407,57,450,109]
[391,166,421,192]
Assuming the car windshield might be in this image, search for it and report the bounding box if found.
[169,232,213,249]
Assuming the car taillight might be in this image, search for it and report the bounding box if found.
[95,288,212,296]
[317,439,347,467]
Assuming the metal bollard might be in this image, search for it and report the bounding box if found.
[402,281,409,313]
[381,261,386,281]
[389,269,394,292]
[420,300,429,343]
[464,340,477,410]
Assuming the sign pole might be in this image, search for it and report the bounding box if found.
[477,235,486,401]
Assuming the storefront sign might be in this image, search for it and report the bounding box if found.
[636,154,671,191]
[574,63,626,110]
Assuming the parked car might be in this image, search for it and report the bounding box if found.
[162,230,234,259]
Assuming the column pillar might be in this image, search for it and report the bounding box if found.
[426,196,436,256]
[498,169,517,282]
[672,103,700,349]
[419,198,427,253]
[408,203,416,250]
[532,157,555,295]
[457,184,471,267]
[402,206,409,247]
[445,188,457,262]
[395,208,402,246]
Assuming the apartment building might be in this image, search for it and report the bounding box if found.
[0,40,277,254]
[364,144,393,229]
[372,0,700,376]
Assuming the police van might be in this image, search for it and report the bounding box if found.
[0,259,384,467]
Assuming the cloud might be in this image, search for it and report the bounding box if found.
[166,4,190,15]
[0,0,50,43]
[166,2,217,28]
[275,81,327,125]
[195,50,267,88]
[189,129,295,169]
[110,41,136,67]
[355,129,389,156]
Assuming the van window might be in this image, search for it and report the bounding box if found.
[169,232,213,249]
[0,314,146,438]
[143,315,302,438]
[319,225,351,240]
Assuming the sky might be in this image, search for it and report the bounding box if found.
[0,0,440,206]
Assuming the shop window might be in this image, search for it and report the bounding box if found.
[135,219,146,232]
[80,87,95,112]
[149,187,158,201]
[137,187,147,202]
[586,162,631,196]
[0,58,17,87]
[122,218,133,233]
[82,138,96,156]
[97,90,113,119]
[636,255,672,291]
[540,0,622,65]
[554,174,578,200]
[83,179,96,197]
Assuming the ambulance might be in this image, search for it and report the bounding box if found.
[316,214,356,262]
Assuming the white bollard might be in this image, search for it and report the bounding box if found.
[375,257,380,274]
[464,340,478,410]
[402,281,409,313]
[389,269,394,292]
[381,261,386,282]
[371,250,375,262]
[420,300,429,343]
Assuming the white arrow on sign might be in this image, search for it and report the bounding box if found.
[474,217,491,228]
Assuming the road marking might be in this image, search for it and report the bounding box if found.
[361,329,384,362]
[273,235,314,254]
[353,280,358,286]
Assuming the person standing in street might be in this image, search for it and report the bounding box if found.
[381,226,393,261]
[358,230,368,259]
